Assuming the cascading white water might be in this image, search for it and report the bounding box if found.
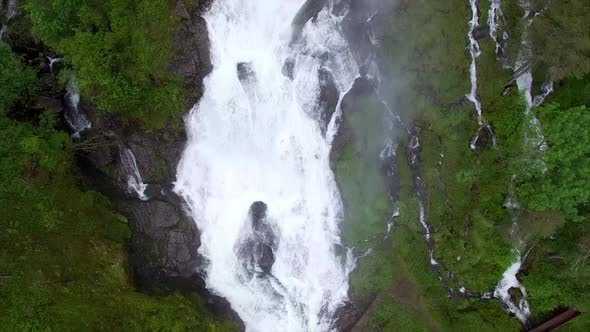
[175,1,357,330]
[466,0,496,150]
[466,0,483,128]
[64,78,91,138]
[493,256,531,324]
[488,0,505,59]
[514,1,549,152]
[47,56,63,73]
[0,25,6,41]
[5,0,18,20]
[532,80,554,107]
[119,147,149,201]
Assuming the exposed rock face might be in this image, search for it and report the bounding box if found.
[236,201,279,276]
[290,0,326,43]
[169,1,212,107]
[69,1,243,326]
[316,67,340,136]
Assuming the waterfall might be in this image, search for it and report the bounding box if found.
[466,0,496,150]
[5,0,18,20]
[64,78,92,139]
[493,256,531,325]
[488,0,506,59]
[175,1,357,330]
[119,147,149,201]
[47,56,63,73]
[514,0,551,162]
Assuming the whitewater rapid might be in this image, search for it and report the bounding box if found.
[175,1,357,331]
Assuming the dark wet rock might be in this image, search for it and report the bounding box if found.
[316,67,340,136]
[282,57,295,80]
[33,96,62,114]
[169,11,212,107]
[128,199,199,283]
[448,95,471,110]
[473,25,490,40]
[473,124,496,149]
[334,302,364,331]
[291,0,326,43]
[237,61,256,84]
[237,201,279,275]
[174,0,191,20]
[250,201,268,227]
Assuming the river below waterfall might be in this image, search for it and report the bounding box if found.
[175,1,357,330]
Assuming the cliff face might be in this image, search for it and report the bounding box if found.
[74,1,243,325]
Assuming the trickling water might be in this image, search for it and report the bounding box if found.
[466,0,496,150]
[488,0,504,58]
[5,0,18,20]
[494,256,531,325]
[47,56,63,73]
[514,1,547,152]
[532,80,554,107]
[64,78,91,138]
[119,147,149,201]
[0,25,6,41]
[175,1,357,330]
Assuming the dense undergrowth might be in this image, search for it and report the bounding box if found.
[23,0,186,129]
[336,0,590,330]
[1,0,589,330]
[1,6,233,330]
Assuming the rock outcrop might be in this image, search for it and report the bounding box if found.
[236,201,279,276]
[69,1,242,326]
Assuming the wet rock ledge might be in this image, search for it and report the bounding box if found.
[69,0,243,328]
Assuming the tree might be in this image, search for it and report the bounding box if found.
[518,103,590,221]
[530,0,590,81]
[25,0,185,128]
[0,42,38,113]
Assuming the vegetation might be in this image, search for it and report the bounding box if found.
[2,0,590,330]
[0,43,38,113]
[0,38,232,332]
[337,0,590,330]
[25,0,186,128]
[530,0,590,81]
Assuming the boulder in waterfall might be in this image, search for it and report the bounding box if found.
[237,62,256,84]
[282,57,295,80]
[237,201,279,275]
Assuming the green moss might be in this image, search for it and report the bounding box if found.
[26,0,187,129]
[335,98,395,301]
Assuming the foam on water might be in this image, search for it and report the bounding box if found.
[175,1,357,330]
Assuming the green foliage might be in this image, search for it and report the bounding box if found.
[335,98,395,300]
[0,40,232,331]
[25,0,185,128]
[0,108,234,330]
[530,0,590,81]
[0,42,38,113]
[518,103,590,221]
[523,220,590,329]
[380,0,470,122]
